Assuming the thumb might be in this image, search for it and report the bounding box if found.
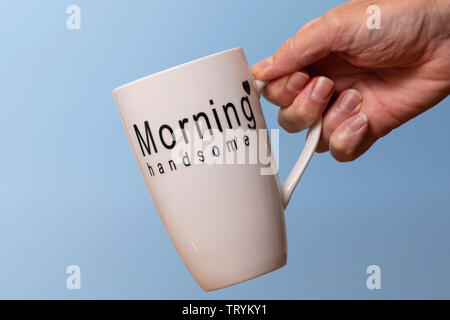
[252,15,342,80]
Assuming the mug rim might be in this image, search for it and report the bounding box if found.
[113,47,243,94]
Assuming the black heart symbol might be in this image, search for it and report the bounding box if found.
[242,80,251,95]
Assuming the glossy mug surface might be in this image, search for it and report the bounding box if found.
[113,48,321,291]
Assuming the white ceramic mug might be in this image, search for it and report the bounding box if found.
[113,48,322,291]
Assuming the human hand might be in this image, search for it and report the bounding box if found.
[252,0,450,161]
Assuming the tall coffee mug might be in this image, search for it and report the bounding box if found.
[113,48,322,291]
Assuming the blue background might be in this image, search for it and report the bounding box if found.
[0,0,449,299]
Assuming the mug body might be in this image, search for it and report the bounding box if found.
[113,48,287,291]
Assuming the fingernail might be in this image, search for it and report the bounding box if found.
[347,112,368,132]
[312,77,334,103]
[253,56,273,74]
[340,89,362,113]
[285,72,309,94]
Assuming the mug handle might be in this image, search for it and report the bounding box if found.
[255,80,323,209]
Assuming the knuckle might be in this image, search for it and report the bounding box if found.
[278,37,297,57]
[262,86,277,103]
[322,10,339,27]
[278,112,300,133]
[329,140,357,162]
[299,17,321,33]
[334,153,357,162]
[315,143,329,154]
[264,82,281,101]
[321,11,342,36]
[263,83,289,107]
[315,135,329,153]
[293,106,317,127]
